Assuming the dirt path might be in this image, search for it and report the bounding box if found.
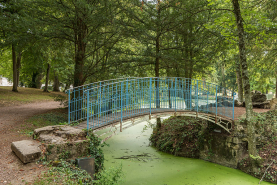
[234,107,269,119]
[0,102,271,184]
[0,101,61,184]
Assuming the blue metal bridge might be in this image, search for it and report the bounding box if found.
[66,77,235,133]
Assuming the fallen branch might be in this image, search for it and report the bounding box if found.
[259,160,274,184]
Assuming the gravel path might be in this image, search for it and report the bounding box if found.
[0,101,60,184]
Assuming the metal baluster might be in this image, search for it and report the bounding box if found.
[87,90,89,130]
[149,78,152,116]
[68,90,71,124]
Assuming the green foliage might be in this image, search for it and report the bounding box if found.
[251,110,277,140]
[33,160,124,185]
[33,160,93,185]
[20,108,67,135]
[94,164,124,185]
[86,130,108,173]
[59,150,71,160]
[150,116,205,157]
[51,94,68,107]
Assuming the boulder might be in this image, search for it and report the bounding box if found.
[34,125,89,161]
[252,101,270,109]
[34,125,87,142]
[251,91,266,102]
[12,126,90,163]
[234,100,244,107]
[270,98,277,110]
[11,140,41,163]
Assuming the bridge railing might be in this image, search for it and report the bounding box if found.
[69,77,235,129]
[66,77,139,123]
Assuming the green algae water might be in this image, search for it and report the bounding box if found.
[97,120,273,185]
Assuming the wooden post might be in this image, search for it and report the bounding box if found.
[120,122,122,132]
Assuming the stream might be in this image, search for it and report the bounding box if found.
[96,119,273,185]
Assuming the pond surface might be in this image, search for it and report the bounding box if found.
[98,120,273,185]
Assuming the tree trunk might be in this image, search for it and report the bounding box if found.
[73,17,87,88]
[53,71,60,92]
[36,73,43,89]
[275,77,277,98]
[16,52,21,86]
[72,16,88,120]
[232,0,256,157]
[221,64,227,96]
[235,55,244,102]
[44,63,50,92]
[12,45,18,92]
[155,0,161,109]
[30,72,38,88]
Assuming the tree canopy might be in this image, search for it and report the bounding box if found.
[0,0,276,94]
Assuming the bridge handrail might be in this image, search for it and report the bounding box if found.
[67,77,236,129]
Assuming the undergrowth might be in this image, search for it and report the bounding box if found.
[150,116,205,158]
[32,131,124,185]
[20,109,68,135]
[32,161,124,185]
[237,110,277,184]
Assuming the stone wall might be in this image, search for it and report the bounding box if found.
[199,131,247,168]
[199,120,256,169]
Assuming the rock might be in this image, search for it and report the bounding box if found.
[33,126,56,137]
[270,98,277,109]
[39,134,65,144]
[226,137,232,143]
[232,145,239,150]
[234,100,244,107]
[232,137,241,144]
[32,125,89,161]
[252,101,270,109]
[76,157,95,178]
[236,125,244,132]
[251,91,266,102]
[242,138,248,142]
[34,125,87,142]
[44,140,89,161]
[11,140,41,163]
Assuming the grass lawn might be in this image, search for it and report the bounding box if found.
[20,108,68,136]
[0,86,67,106]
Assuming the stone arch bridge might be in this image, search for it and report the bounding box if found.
[66,77,235,133]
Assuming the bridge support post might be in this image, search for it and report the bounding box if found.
[216,85,218,117]
[232,91,235,120]
[196,80,199,113]
[68,90,71,124]
[149,78,152,115]
[87,90,90,130]
[157,117,161,130]
[120,121,122,132]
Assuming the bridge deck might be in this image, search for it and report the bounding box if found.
[76,107,233,132]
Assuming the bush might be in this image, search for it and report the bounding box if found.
[150,116,204,157]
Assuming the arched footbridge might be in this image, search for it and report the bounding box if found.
[66,77,235,133]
